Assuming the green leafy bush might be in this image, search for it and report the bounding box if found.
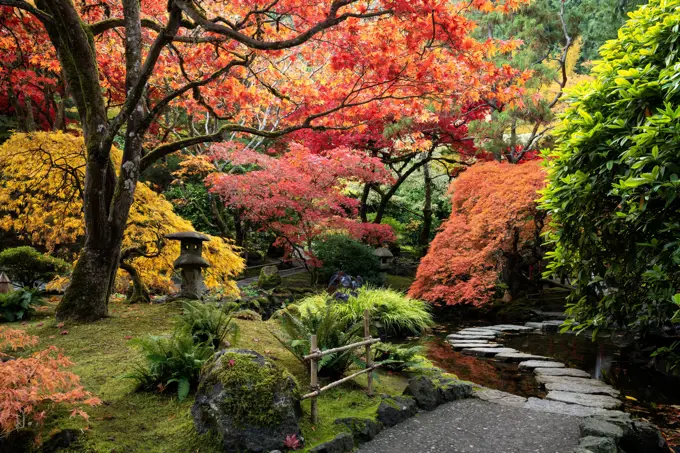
[0,288,43,322]
[0,246,69,288]
[175,300,239,350]
[127,332,215,401]
[373,343,425,372]
[295,287,433,338]
[273,305,362,378]
[540,0,680,336]
[314,235,381,285]
[129,301,239,400]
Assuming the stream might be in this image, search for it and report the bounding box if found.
[422,322,680,447]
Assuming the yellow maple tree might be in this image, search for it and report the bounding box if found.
[0,132,244,295]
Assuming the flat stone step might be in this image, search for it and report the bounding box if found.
[494,352,549,363]
[447,334,497,341]
[524,397,626,418]
[461,347,519,357]
[473,387,527,408]
[484,325,534,332]
[546,391,621,409]
[457,328,499,336]
[544,381,620,397]
[449,342,501,350]
[534,367,590,378]
[518,360,566,370]
[535,375,605,386]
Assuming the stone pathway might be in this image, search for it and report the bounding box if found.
[355,398,581,453]
[444,323,628,418]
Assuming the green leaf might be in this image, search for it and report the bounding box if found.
[177,378,190,402]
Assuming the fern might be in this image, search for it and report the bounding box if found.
[175,300,239,349]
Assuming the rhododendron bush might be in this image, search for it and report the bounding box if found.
[0,327,100,440]
[208,143,396,266]
[409,161,547,306]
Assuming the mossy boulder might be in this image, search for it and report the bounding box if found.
[376,395,417,427]
[333,417,382,443]
[191,349,301,452]
[258,265,281,289]
[403,374,472,411]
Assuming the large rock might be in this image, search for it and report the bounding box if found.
[403,375,472,410]
[258,265,282,288]
[619,420,669,453]
[579,417,624,440]
[334,417,382,443]
[310,432,354,453]
[376,396,418,427]
[577,436,617,453]
[473,387,527,408]
[192,349,301,453]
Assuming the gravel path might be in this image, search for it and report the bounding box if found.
[356,398,581,453]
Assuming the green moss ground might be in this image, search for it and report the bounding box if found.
[9,295,411,452]
[384,275,414,292]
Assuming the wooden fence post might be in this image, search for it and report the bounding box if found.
[363,309,373,397]
[310,334,318,424]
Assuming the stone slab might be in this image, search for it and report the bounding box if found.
[524,397,626,418]
[524,322,545,330]
[494,352,549,362]
[534,367,590,378]
[449,342,501,350]
[456,328,499,336]
[546,391,621,409]
[461,347,518,357]
[484,324,534,332]
[544,381,620,397]
[473,387,527,408]
[518,360,566,370]
[535,375,606,386]
[447,334,496,341]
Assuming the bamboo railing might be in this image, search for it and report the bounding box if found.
[301,309,380,423]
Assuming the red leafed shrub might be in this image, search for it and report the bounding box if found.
[409,161,546,306]
[0,327,100,441]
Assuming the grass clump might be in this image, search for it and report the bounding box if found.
[273,305,362,378]
[295,287,433,338]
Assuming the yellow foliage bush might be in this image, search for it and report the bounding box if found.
[0,132,244,294]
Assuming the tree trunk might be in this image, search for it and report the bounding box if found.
[419,161,433,256]
[57,245,118,320]
[120,261,150,304]
[359,183,371,222]
[373,158,429,224]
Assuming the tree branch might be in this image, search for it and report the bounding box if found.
[0,1,54,24]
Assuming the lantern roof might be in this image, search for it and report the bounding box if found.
[0,272,10,283]
[173,254,210,269]
[165,231,210,242]
[373,247,394,258]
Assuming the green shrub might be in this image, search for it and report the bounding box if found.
[372,343,425,372]
[313,235,381,285]
[272,305,362,378]
[540,0,680,336]
[0,246,70,288]
[127,332,215,401]
[175,300,239,350]
[0,288,43,322]
[295,287,433,338]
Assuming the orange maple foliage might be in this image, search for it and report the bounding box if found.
[409,161,546,306]
[0,327,100,441]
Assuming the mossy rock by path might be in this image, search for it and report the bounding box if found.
[192,349,302,452]
[258,265,282,289]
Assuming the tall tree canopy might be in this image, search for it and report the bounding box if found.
[0,0,529,321]
[410,160,546,306]
[540,0,680,336]
[0,132,244,296]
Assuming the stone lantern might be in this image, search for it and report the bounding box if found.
[165,232,210,299]
[374,247,394,271]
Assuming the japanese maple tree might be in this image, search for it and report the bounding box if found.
[0,0,529,321]
[208,142,396,272]
[409,160,546,306]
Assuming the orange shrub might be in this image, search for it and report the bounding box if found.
[0,327,100,441]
